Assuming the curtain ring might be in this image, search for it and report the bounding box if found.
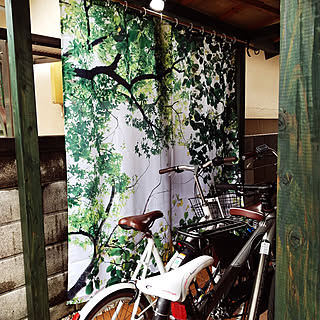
[222,33,227,42]
[124,1,128,11]
[189,23,193,31]
[174,18,179,28]
[212,30,216,40]
[201,26,205,35]
[143,7,147,17]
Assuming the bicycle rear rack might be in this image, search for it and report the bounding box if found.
[176,218,249,240]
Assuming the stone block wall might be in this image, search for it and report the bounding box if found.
[0,136,79,320]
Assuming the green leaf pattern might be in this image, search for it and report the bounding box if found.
[61,0,238,302]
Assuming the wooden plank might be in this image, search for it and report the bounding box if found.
[0,27,61,48]
[236,0,280,15]
[219,3,246,21]
[0,136,67,189]
[0,136,66,158]
[245,119,278,135]
[276,0,320,319]
[4,0,50,319]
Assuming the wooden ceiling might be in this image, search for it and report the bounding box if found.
[137,0,280,57]
[168,0,280,56]
[0,0,280,58]
[170,0,280,31]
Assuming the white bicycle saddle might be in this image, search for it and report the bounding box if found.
[136,255,214,302]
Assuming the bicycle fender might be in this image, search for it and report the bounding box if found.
[78,282,150,319]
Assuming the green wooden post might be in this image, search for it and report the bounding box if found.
[276,0,320,318]
[4,0,50,319]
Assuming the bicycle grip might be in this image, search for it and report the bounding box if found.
[242,152,256,160]
[212,156,237,166]
[223,156,238,164]
[159,166,183,174]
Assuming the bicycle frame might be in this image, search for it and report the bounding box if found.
[200,211,276,319]
[127,235,181,320]
[137,208,276,320]
[76,230,181,320]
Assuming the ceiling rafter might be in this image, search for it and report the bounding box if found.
[235,0,280,16]
[218,3,246,21]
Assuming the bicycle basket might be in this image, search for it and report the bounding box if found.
[189,191,243,219]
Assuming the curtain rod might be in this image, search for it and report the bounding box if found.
[106,0,247,46]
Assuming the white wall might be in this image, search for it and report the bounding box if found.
[34,63,65,135]
[31,0,64,135]
[0,0,60,37]
[0,0,64,136]
[30,0,61,38]
[245,49,279,119]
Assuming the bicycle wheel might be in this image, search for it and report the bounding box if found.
[267,273,275,320]
[84,288,153,320]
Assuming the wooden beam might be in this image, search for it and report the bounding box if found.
[4,0,50,319]
[219,3,246,21]
[0,27,61,48]
[236,0,280,16]
[276,0,320,318]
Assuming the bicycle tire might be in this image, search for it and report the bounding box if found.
[247,257,274,320]
[84,288,153,320]
[267,273,275,320]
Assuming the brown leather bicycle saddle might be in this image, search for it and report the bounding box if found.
[230,202,264,221]
[118,210,163,232]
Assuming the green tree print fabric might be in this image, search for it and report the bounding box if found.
[60,0,239,302]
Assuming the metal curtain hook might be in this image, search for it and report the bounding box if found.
[212,30,216,40]
[246,40,251,57]
[201,26,205,35]
[222,33,226,42]
[174,18,179,28]
[143,7,147,17]
[124,1,128,11]
[160,13,163,21]
[232,36,237,44]
[106,0,110,7]
[189,23,193,31]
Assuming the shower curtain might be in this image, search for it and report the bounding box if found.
[60,0,239,302]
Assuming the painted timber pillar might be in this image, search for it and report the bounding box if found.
[4,0,50,319]
[276,0,320,319]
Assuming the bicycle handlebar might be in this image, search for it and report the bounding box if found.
[216,183,275,192]
[243,144,278,161]
[159,165,194,175]
[159,144,277,176]
[159,156,237,175]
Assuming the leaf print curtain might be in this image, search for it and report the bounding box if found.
[60,0,239,303]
